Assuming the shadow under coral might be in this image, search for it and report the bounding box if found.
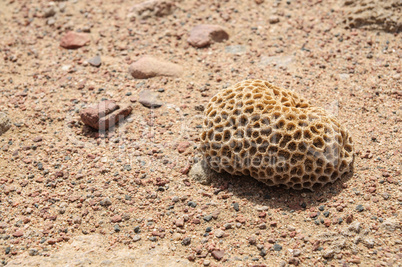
[206,158,355,212]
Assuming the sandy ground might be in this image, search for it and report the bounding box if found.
[0,0,401,266]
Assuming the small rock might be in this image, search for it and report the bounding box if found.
[177,141,191,153]
[172,233,181,241]
[232,202,240,211]
[12,230,23,237]
[268,15,280,24]
[60,31,90,49]
[111,215,122,223]
[356,204,364,212]
[214,229,225,238]
[293,249,301,257]
[87,55,101,67]
[187,24,229,48]
[187,201,197,208]
[100,197,112,207]
[28,249,39,256]
[80,100,132,130]
[273,244,282,251]
[43,6,56,18]
[33,136,43,142]
[0,112,11,136]
[139,90,163,108]
[130,0,175,19]
[203,260,210,266]
[175,218,184,227]
[211,249,224,261]
[189,160,218,185]
[182,237,191,246]
[203,215,212,222]
[132,235,141,242]
[129,56,183,79]
[323,249,334,259]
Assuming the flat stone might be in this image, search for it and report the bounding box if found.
[13,230,24,237]
[188,24,229,48]
[211,249,224,261]
[80,101,132,130]
[129,56,183,79]
[60,31,90,49]
[87,55,101,67]
[138,90,163,108]
[0,112,11,136]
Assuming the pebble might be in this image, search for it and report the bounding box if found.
[132,235,141,242]
[203,215,212,222]
[43,6,56,18]
[214,229,225,238]
[187,201,197,208]
[129,56,183,79]
[181,237,191,246]
[138,90,163,108]
[111,215,122,223]
[203,260,210,266]
[268,15,280,24]
[60,31,90,49]
[260,248,267,257]
[177,141,190,153]
[322,249,334,259]
[130,0,175,19]
[273,244,282,251]
[211,249,224,261]
[0,112,11,136]
[356,204,364,212]
[187,24,229,48]
[189,160,216,185]
[100,198,112,207]
[87,55,102,67]
[12,230,24,237]
[224,223,232,230]
[175,218,184,227]
[293,249,301,257]
[232,202,240,211]
[172,233,181,241]
[80,100,132,130]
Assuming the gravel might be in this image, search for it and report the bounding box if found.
[1,0,401,266]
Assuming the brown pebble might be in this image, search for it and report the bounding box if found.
[129,56,183,79]
[12,230,23,237]
[187,24,229,48]
[60,31,90,49]
[211,249,224,261]
[111,215,122,223]
[177,141,191,153]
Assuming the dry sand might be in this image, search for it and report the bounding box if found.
[0,0,401,266]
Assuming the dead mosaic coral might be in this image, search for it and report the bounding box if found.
[199,79,354,190]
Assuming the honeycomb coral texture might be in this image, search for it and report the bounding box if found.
[200,80,354,190]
